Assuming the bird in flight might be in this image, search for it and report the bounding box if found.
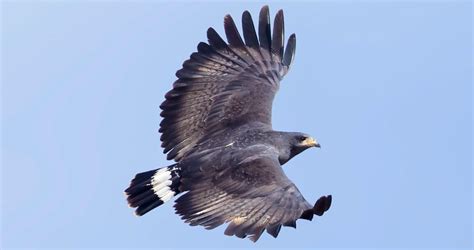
[125,5,332,242]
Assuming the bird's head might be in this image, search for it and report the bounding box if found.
[291,133,320,151]
[277,132,320,164]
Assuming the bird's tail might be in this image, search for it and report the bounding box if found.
[125,164,181,216]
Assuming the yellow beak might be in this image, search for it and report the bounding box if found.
[302,137,320,148]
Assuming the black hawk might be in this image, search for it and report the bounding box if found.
[125,6,332,242]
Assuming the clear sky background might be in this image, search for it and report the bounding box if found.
[1,1,472,249]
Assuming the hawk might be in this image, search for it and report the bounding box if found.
[125,5,332,242]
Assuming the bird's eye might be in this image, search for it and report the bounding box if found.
[299,136,307,141]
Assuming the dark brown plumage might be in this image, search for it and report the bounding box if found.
[125,5,331,242]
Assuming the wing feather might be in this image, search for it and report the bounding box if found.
[224,15,246,48]
[160,6,295,161]
[271,10,284,60]
[258,6,271,51]
[242,11,259,48]
[283,34,296,66]
[174,146,329,241]
[207,28,228,49]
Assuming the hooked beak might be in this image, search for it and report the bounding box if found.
[302,137,320,148]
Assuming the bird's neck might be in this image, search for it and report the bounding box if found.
[265,131,294,165]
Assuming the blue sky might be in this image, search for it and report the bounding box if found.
[1,1,472,249]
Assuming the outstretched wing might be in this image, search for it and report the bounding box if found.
[174,145,331,242]
[159,6,297,161]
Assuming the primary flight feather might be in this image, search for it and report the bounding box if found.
[125,6,332,242]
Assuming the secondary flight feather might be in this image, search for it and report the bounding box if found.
[125,6,332,242]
